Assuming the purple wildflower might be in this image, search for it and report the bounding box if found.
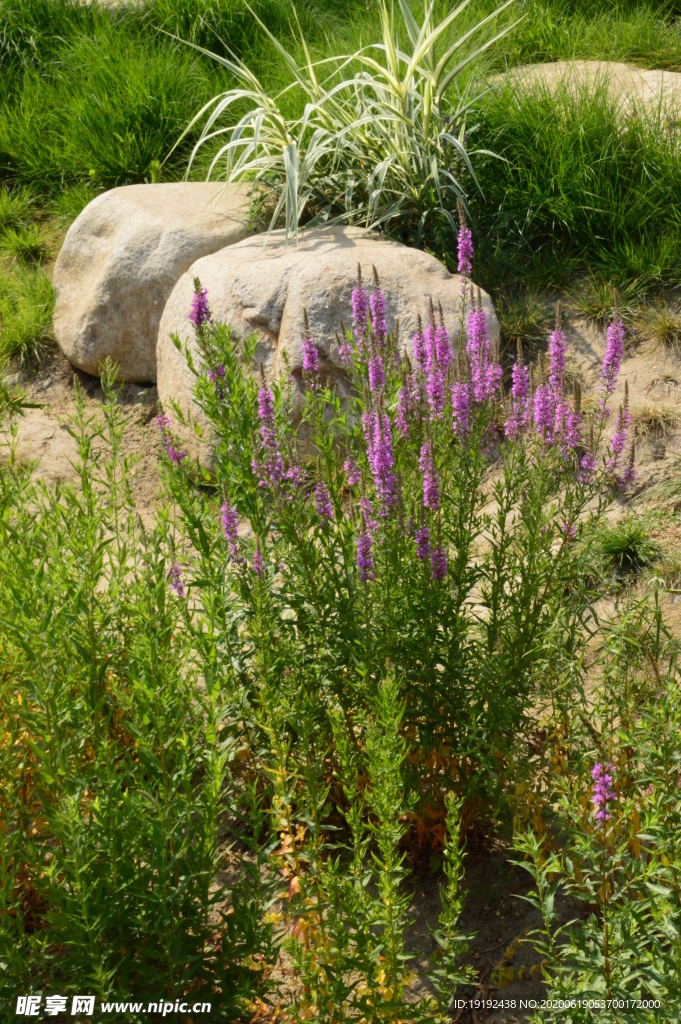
[592,762,615,823]
[370,272,387,344]
[415,525,431,560]
[253,545,264,577]
[579,450,597,484]
[362,408,396,509]
[207,364,225,398]
[607,400,631,475]
[561,519,577,543]
[168,562,185,597]
[599,317,625,413]
[221,502,242,564]
[423,319,446,421]
[452,381,470,437]
[352,267,369,345]
[435,320,453,372]
[189,281,211,330]
[534,383,554,442]
[314,481,333,521]
[457,199,473,277]
[413,321,428,371]
[302,336,319,378]
[338,329,353,364]
[505,360,531,439]
[396,374,417,436]
[419,440,440,511]
[156,414,186,465]
[256,386,285,486]
[368,353,385,393]
[548,324,566,396]
[344,457,361,487]
[359,496,378,538]
[466,302,490,404]
[621,441,636,489]
[357,532,374,582]
[430,545,448,581]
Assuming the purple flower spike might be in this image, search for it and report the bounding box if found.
[592,762,615,823]
[352,269,369,345]
[314,481,333,521]
[256,385,285,487]
[357,532,374,582]
[430,546,448,581]
[168,562,185,597]
[457,200,473,277]
[363,409,396,509]
[466,304,491,404]
[302,336,319,378]
[452,381,470,437]
[415,526,431,560]
[579,450,596,484]
[534,383,554,442]
[221,502,241,563]
[548,325,567,396]
[505,361,530,439]
[157,414,186,465]
[253,546,264,577]
[370,280,387,344]
[189,282,211,330]
[413,326,428,371]
[419,440,440,511]
[607,402,631,475]
[359,496,378,538]
[368,353,385,393]
[599,317,625,412]
[344,456,361,487]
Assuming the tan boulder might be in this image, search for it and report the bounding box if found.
[53,182,252,383]
[156,226,498,454]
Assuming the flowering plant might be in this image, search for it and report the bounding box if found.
[168,216,634,826]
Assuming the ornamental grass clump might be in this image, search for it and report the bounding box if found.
[178,0,520,247]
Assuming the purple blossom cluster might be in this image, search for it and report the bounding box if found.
[457,199,473,277]
[362,407,395,509]
[221,502,242,564]
[419,440,440,511]
[189,280,211,331]
[168,562,185,597]
[207,364,225,398]
[156,414,186,465]
[314,481,333,521]
[592,762,615,823]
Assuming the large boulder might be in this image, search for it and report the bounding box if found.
[156,226,498,454]
[53,182,253,383]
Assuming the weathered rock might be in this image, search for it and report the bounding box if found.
[500,60,681,112]
[156,226,498,455]
[53,182,252,383]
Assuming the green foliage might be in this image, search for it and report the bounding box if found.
[0,264,54,365]
[514,586,681,1022]
[0,368,278,1018]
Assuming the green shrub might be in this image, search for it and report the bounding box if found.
[596,518,656,578]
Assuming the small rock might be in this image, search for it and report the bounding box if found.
[41,377,53,391]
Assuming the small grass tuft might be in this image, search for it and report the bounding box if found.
[632,400,680,440]
[636,302,681,349]
[0,224,51,265]
[496,290,554,358]
[570,277,639,326]
[597,518,657,578]
[0,266,55,366]
[0,186,34,232]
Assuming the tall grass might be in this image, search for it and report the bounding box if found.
[472,79,681,291]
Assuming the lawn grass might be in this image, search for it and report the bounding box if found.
[2,0,681,297]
